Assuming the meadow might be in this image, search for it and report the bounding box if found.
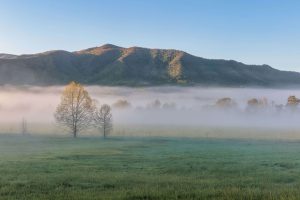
[1,134,300,200]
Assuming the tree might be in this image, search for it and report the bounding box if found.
[112,99,131,109]
[246,98,269,113]
[147,99,161,109]
[94,104,113,138]
[215,97,237,109]
[286,96,300,112]
[54,82,95,138]
[287,96,300,106]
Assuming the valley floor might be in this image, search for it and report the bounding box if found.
[0,135,300,199]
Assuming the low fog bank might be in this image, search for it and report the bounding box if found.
[1,86,300,137]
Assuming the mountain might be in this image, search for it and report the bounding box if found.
[0,54,18,59]
[1,44,300,87]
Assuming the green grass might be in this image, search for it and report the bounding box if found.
[0,135,300,199]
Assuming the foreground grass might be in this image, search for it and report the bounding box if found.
[0,135,300,199]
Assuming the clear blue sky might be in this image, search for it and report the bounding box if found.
[0,0,300,71]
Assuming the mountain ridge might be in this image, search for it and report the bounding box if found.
[1,44,300,87]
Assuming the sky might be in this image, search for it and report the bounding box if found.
[0,0,300,71]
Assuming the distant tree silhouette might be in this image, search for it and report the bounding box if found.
[287,96,299,106]
[112,99,131,109]
[246,98,269,113]
[286,96,300,111]
[215,97,237,109]
[147,99,161,109]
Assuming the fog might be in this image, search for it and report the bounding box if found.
[1,85,300,138]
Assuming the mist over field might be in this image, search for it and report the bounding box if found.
[1,85,300,138]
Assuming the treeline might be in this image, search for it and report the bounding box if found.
[211,96,300,113]
[112,99,177,110]
[111,95,300,114]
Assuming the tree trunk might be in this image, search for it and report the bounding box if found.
[103,125,106,139]
[73,127,77,138]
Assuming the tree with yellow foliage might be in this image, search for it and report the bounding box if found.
[54,82,95,138]
[287,96,300,107]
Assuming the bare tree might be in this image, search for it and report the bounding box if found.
[54,81,95,138]
[94,104,113,138]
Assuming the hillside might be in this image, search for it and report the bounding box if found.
[1,44,300,87]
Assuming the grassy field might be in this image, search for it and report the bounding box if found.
[0,135,300,199]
